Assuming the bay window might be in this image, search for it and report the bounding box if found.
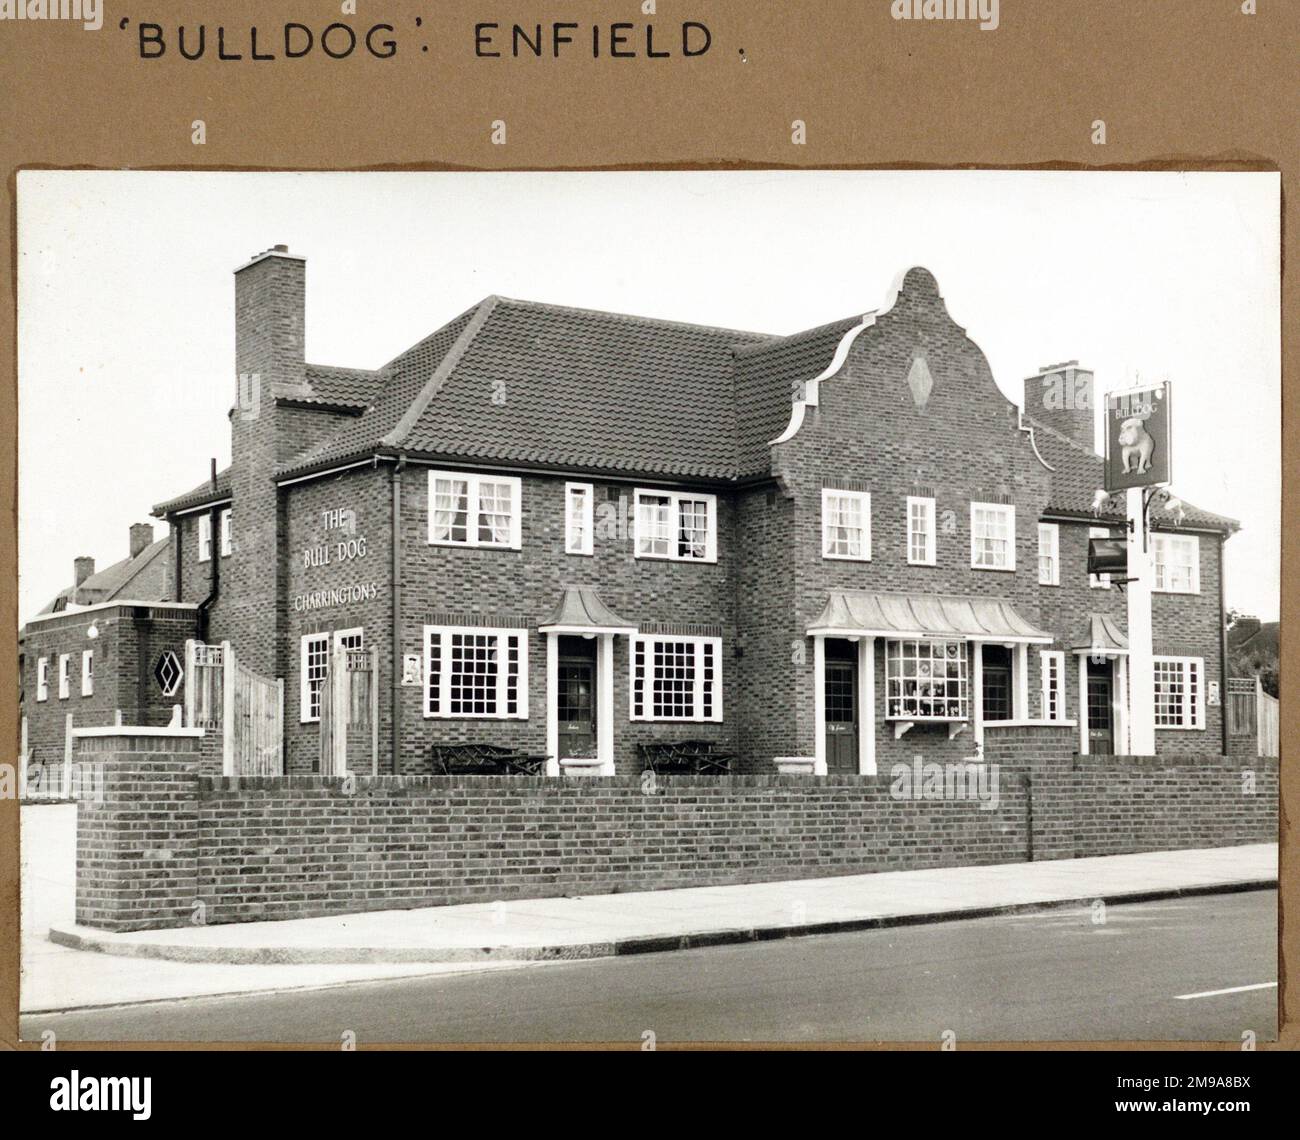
[885,639,969,721]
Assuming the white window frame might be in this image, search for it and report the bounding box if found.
[197,513,213,562]
[630,635,723,723]
[1039,650,1066,721]
[821,488,872,562]
[423,625,529,720]
[633,489,718,563]
[58,654,70,700]
[1153,656,1205,730]
[81,650,94,697]
[1089,526,1113,589]
[36,656,48,702]
[1037,523,1060,586]
[427,471,523,551]
[970,503,1015,571]
[1153,533,1200,595]
[220,507,233,557]
[906,496,936,566]
[300,632,331,723]
[565,482,594,556]
[300,628,365,723]
[884,639,970,722]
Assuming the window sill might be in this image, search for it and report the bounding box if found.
[1155,725,1205,731]
[823,553,872,563]
[633,554,718,565]
[971,565,1015,573]
[428,539,520,552]
[984,718,1079,728]
[906,559,937,568]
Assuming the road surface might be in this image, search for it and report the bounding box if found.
[22,890,1277,1045]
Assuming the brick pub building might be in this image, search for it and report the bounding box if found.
[26,247,1240,781]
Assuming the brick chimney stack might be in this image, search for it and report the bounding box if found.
[228,244,307,676]
[1023,361,1097,453]
[129,522,154,559]
[74,556,95,587]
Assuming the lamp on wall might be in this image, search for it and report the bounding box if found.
[86,621,99,640]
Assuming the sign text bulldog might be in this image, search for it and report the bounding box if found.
[1104,382,1171,491]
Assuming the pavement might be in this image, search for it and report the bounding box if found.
[20,804,537,1015]
[26,789,1275,1008]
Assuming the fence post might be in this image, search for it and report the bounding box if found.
[369,646,379,777]
[184,639,196,728]
[221,640,235,776]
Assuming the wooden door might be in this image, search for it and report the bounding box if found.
[825,655,858,774]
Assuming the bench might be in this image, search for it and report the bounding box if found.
[429,743,550,776]
[637,740,735,775]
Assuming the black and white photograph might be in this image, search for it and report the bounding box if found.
[16,168,1280,1046]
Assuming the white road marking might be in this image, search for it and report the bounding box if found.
[1173,982,1277,1001]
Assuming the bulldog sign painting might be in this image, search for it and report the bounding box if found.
[1104,382,1172,491]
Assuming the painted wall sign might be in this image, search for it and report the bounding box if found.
[293,505,378,610]
[1104,381,1171,491]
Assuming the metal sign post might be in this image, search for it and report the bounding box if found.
[1104,382,1172,756]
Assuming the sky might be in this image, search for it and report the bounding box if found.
[16,169,1280,625]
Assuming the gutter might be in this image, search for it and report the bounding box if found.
[390,453,406,776]
[196,458,222,642]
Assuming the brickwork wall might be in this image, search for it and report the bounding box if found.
[73,727,1277,930]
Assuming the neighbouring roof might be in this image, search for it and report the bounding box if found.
[1068,613,1129,656]
[37,535,172,615]
[1228,618,1278,657]
[1029,416,1238,534]
[153,466,232,516]
[292,363,386,408]
[539,586,637,633]
[808,591,1053,643]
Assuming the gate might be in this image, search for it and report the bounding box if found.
[320,644,379,776]
[185,640,284,775]
[1226,675,1278,759]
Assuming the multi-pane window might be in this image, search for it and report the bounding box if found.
[885,639,968,721]
[907,496,936,565]
[981,645,1013,721]
[634,490,717,562]
[1040,650,1065,721]
[300,633,331,722]
[971,503,1015,570]
[58,654,70,700]
[631,636,722,722]
[1154,656,1204,729]
[1154,534,1200,594]
[424,626,528,719]
[428,471,522,550]
[565,482,594,556]
[197,513,213,562]
[1089,526,1114,588]
[81,650,94,697]
[1037,523,1060,586]
[36,656,48,702]
[220,508,233,557]
[822,489,871,561]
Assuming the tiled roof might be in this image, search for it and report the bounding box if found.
[734,316,861,476]
[153,467,232,516]
[37,536,172,614]
[1029,416,1238,534]
[298,363,384,408]
[279,298,776,481]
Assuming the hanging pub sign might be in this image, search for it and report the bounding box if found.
[1104,381,1172,491]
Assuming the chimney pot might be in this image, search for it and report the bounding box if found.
[129,522,154,559]
[273,244,289,253]
[74,556,95,587]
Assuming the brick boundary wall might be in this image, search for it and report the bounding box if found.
[73,727,1277,931]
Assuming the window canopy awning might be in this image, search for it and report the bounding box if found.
[1068,613,1129,656]
[539,585,638,636]
[807,591,1053,644]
